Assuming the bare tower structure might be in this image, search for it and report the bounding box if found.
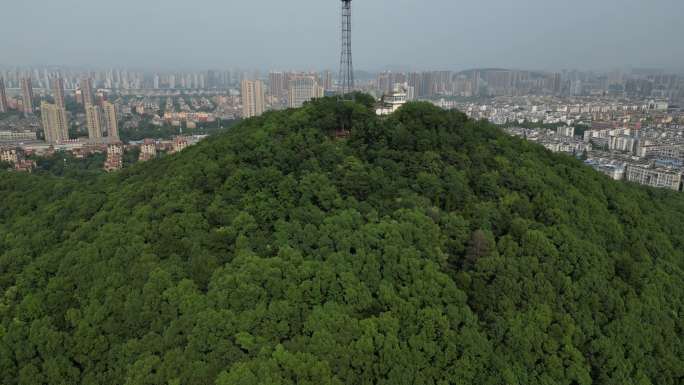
[339,0,354,97]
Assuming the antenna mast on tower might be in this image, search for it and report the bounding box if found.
[339,0,354,97]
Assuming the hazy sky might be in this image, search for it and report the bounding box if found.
[1,0,683,71]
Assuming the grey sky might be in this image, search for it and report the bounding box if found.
[1,0,683,71]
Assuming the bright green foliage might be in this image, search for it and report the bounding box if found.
[0,97,682,385]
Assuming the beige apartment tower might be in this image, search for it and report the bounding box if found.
[85,104,103,140]
[269,72,286,97]
[102,101,119,140]
[0,78,8,113]
[241,79,265,118]
[40,101,69,144]
[288,75,324,108]
[21,78,34,114]
[50,77,66,109]
[80,78,94,106]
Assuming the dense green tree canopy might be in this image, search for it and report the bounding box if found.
[0,97,682,385]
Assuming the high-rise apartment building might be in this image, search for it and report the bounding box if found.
[420,72,435,98]
[0,78,8,113]
[85,104,103,140]
[40,101,69,144]
[288,76,324,108]
[553,73,562,94]
[407,73,422,99]
[269,72,286,97]
[102,101,119,140]
[50,77,66,109]
[241,80,265,118]
[434,71,451,95]
[323,70,333,91]
[21,78,34,114]
[472,71,481,96]
[80,78,94,106]
[377,71,394,94]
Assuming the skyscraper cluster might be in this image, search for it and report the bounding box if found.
[40,77,69,144]
[30,75,119,144]
[0,68,241,91]
[378,70,570,99]
[79,77,118,142]
[266,71,331,109]
[81,77,103,141]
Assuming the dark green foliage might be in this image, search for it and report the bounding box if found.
[119,119,236,142]
[574,123,590,136]
[30,151,106,178]
[0,110,23,120]
[0,98,682,385]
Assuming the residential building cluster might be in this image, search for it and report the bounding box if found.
[441,94,679,126]
[0,70,211,172]
[503,105,684,191]
[239,71,332,117]
[1,73,121,146]
[504,126,591,156]
[0,146,36,172]
[0,134,204,173]
[103,135,203,172]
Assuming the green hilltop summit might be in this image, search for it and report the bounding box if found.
[0,97,682,385]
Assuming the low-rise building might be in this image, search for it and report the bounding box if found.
[1,146,20,163]
[609,135,637,153]
[585,158,627,180]
[139,139,157,162]
[376,86,408,116]
[556,126,575,137]
[172,136,189,153]
[1,146,35,172]
[0,130,37,142]
[104,143,123,172]
[625,164,682,191]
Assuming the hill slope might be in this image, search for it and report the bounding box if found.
[0,98,682,385]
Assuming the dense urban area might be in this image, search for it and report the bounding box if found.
[1,67,683,191]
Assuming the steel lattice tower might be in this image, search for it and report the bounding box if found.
[339,0,354,97]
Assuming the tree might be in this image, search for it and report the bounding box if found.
[0,96,682,385]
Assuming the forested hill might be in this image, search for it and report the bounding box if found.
[0,96,682,385]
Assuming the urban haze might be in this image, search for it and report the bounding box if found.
[1,0,684,71]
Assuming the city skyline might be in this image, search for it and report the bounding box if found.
[3,65,684,75]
